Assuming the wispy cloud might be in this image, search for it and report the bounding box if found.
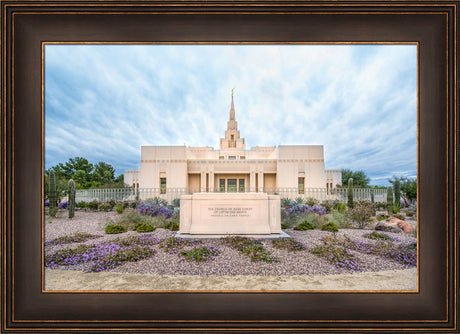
[45,44,417,185]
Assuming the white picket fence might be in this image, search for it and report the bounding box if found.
[76,187,387,204]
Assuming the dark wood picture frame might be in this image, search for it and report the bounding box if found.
[2,0,458,333]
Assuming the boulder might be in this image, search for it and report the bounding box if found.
[383,218,415,234]
[375,222,402,233]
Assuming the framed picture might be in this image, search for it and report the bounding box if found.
[2,0,458,333]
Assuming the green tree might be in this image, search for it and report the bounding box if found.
[55,157,94,179]
[72,170,89,188]
[46,157,122,191]
[93,162,115,183]
[341,169,370,187]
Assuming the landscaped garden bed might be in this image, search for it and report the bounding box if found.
[44,198,417,278]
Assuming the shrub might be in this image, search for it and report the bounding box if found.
[321,222,339,232]
[105,224,127,234]
[113,208,156,231]
[136,200,174,218]
[99,203,112,212]
[328,211,353,229]
[294,221,317,230]
[180,246,220,263]
[134,223,156,233]
[108,199,116,208]
[392,213,405,220]
[164,221,179,231]
[321,200,334,213]
[271,238,306,252]
[392,204,401,214]
[373,202,387,210]
[333,202,347,213]
[305,197,319,206]
[172,198,181,208]
[76,201,87,210]
[58,201,68,210]
[88,200,100,211]
[281,222,289,229]
[160,237,202,254]
[311,236,364,272]
[281,198,293,207]
[406,211,414,217]
[377,214,389,221]
[286,202,327,216]
[115,203,124,214]
[355,201,376,215]
[44,238,158,272]
[348,204,374,229]
[223,236,279,263]
[282,213,303,229]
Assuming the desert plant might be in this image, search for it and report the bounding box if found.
[377,214,389,221]
[387,186,394,215]
[48,207,58,218]
[392,213,405,220]
[328,211,353,229]
[76,201,87,210]
[333,201,347,213]
[305,197,318,206]
[294,220,317,231]
[271,238,306,252]
[394,179,401,207]
[164,221,179,231]
[406,211,414,217]
[223,236,278,263]
[112,208,156,231]
[321,200,334,213]
[347,178,354,208]
[68,179,75,218]
[99,203,112,212]
[49,169,57,213]
[172,198,181,208]
[321,222,339,232]
[115,203,124,214]
[281,198,293,207]
[88,200,100,211]
[180,246,220,263]
[105,224,127,234]
[134,223,156,233]
[349,204,374,229]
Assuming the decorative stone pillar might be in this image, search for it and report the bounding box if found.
[250,171,256,192]
[201,171,207,192]
[258,172,264,193]
[209,171,214,192]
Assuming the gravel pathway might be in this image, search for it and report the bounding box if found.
[44,210,417,278]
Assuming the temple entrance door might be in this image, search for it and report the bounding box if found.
[227,179,237,192]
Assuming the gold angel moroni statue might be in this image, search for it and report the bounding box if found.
[231,88,234,97]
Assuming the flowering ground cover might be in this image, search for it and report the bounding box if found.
[45,228,417,276]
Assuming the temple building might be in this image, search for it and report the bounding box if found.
[124,93,341,198]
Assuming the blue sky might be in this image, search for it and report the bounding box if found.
[44,44,417,186]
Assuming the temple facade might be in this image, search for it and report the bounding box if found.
[124,93,341,198]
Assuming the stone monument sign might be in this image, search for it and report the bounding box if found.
[179,192,281,235]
